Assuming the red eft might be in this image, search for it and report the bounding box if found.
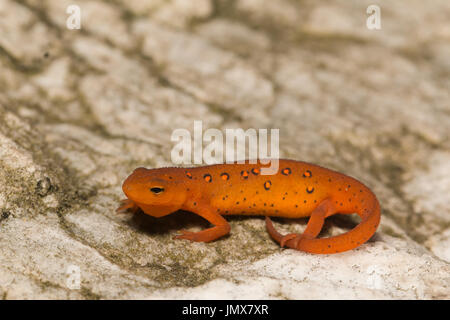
[117,159,381,254]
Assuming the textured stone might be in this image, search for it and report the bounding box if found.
[0,0,449,299]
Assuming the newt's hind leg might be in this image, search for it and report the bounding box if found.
[266,199,335,248]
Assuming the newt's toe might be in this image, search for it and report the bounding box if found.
[280,233,298,248]
[116,199,138,213]
[173,230,197,241]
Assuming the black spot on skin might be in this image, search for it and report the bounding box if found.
[193,202,197,206]
[236,201,240,205]
[241,170,249,179]
[306,186,314,194]
[204,173,212,182]
[303,170,312,178]
[251,168,260,175]
[221,172,230,180]
[281,168,291,175]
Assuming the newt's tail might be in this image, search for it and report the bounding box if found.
[266,191,381,254]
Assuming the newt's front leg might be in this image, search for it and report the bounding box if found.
[116,199,139,214]
[174,205,230,243]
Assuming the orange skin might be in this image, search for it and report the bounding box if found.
[118,159,381,254]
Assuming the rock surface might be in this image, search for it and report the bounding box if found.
[0,0,449,299]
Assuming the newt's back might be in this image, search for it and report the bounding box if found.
[183,160,373,219]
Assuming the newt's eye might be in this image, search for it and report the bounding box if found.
[150,187,165,194]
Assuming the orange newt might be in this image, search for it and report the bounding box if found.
[117,159,380,254]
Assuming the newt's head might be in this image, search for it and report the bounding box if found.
[121,167,186,217]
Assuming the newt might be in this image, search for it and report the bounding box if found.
[117,159,380,254]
